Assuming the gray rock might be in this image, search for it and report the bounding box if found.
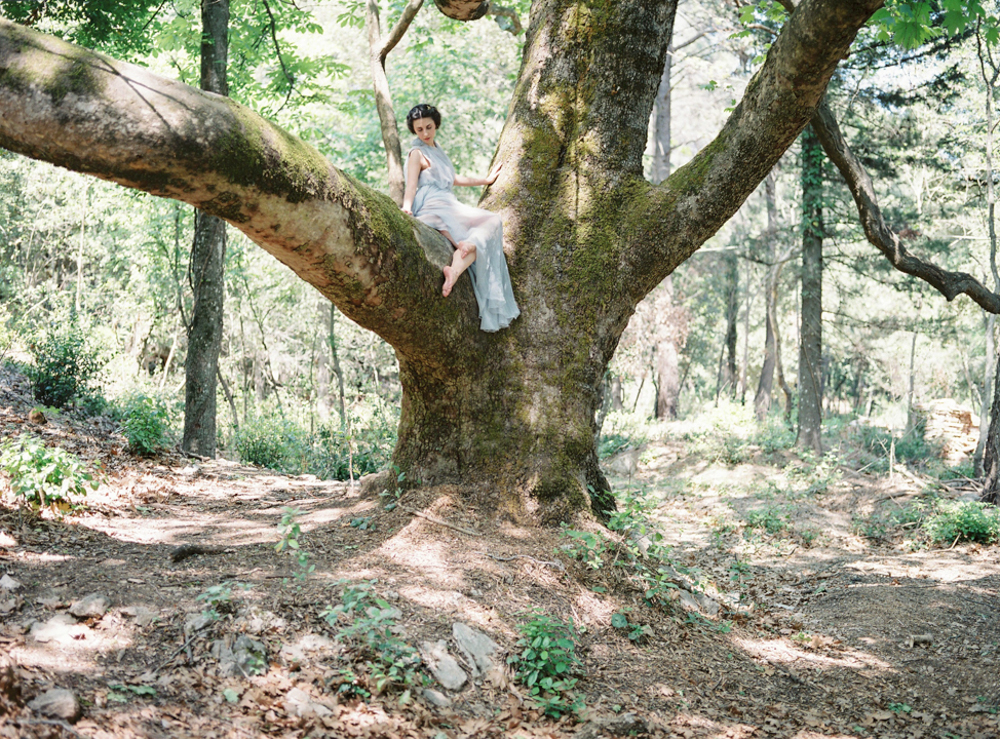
[284,687,332,718]
[0,574,21,591]
[30,614,86,644]
[279,633,336,664]
[422,688,452,708]
[69,593,110,619]
[212,635,267,678]
[29,689,81,722]
[452,623,501,683]
[184,612,215,636]
[121,606,158,627]
[419,640,467,691]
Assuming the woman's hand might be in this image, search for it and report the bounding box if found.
[402,205,413,215]
[484,161,503,186]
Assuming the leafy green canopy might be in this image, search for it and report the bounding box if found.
[0,0,164,56]
[740,1,1000,49]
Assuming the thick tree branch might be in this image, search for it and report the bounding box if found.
[0,19,486,362]
[620,0,884,300]
[811,98,1000,313]
[487,4,522,35]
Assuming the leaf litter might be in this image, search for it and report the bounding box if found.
[0,373,998,737]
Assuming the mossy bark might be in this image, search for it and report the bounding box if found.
[0,1,884,523]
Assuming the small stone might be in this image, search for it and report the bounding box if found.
[31,614,86,644]
[28,689,81,722]
[422,688,452,708]
[0,532,16,548]
[212,635,267,678]
[0,574,21,591]
[452,623,501,683]
[37,596,63,610]
[0,599,17,614]
[419,640,467,691]
[122,606,158,627]
[69,594,110,619]
[279,633,336,664]
[184,613,215,636]
[285,687,332,718]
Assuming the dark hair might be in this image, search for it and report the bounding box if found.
[406,103,441,133]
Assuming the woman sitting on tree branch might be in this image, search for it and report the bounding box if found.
[401,104,520,332]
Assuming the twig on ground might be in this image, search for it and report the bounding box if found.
[19,718,88,739]
[480,551,566,571]
[400,506,481,536]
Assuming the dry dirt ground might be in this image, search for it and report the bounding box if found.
[0,374,998,738]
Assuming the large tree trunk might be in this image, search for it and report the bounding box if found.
[0,0,884,522]
[797,125,824,454]
[182,0,229,457]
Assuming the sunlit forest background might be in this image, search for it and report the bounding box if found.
[1,0,996,481]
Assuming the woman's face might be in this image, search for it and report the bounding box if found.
[413,116,437,145]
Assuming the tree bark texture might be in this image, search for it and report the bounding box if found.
[797,125,823,454]
[182,0,229,457]
[754,171,784,422]
[651,47,682,420]
[982,348,1000,505]
[0,0,885,522]
[718,250,739,401]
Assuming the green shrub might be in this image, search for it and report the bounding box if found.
[508,610,584,719]
[234,415,305,470]
[0,435,100,509]
[924,501,1000,545]
[119,393,172,456]
[26,322,106,409]
[321,581,424,702]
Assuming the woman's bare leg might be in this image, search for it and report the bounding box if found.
[443,241,477,297]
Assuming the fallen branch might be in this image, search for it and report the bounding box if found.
[480,552,566,571]
[400,506,481,536]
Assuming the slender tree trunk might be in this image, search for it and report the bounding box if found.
[905,329,918,432]
[797,125,824,454]
[718,250,739,401]
[755,171,782,421]
[651,47,682,420]
[329,304,347,430]
[977,32,1000,490]
[182,0,229,457]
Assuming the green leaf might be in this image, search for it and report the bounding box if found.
[223,688,240,703]
[611,612,629,629]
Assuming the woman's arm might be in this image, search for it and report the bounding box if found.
[401,149,424,214]
[454,162,502,188]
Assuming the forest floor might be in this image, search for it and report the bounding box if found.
[0,371,999,739]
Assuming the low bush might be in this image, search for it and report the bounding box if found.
[322,581,424,702]
[924,501,1000,545]
[26,322,106,409]
[0,435,100,509]
[508,610,584,719]
[119,393,172,456]
[234,415,305,470]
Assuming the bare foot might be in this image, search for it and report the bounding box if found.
[458,241,476,259]
[442,266,457,297]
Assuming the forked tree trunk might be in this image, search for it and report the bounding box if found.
[0,0,884,522]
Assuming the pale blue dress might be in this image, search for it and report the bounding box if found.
[409,138,520,332]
